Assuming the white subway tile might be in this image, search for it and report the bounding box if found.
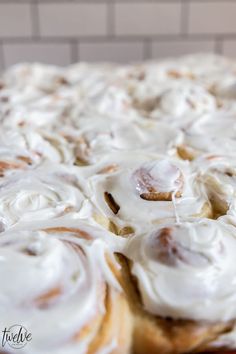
[79,40,144,63]
[222,40,236,58]
[189,2,236,34]
[115,3,181,36]
[151,39,215,59]
[38,3,107,37]
[0,4,32,38]
[3,42,72,67]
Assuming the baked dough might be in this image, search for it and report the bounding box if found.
[1,54,236,353]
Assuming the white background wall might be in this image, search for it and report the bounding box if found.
[0,0,236,69]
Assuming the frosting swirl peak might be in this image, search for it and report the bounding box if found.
[125,219,236,322]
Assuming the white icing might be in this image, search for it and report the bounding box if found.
[183,112,236,155]
[194,154,236,211]
[63,118,183,164]
[0,221,121,354]
[0,128,74,166]
[133,160,182,194]
[125,218,236,323]
[0,164,88,229]
[2,54,236,350]
[82,152,210,231]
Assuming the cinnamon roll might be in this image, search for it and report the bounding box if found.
[63,118,183,166]
[0,145,32,180]
[0,63,75,129]
[179,112,236,160]
[0,220,132,354]
[82,152,212,234]
[132,82,216,125]
[194,154,236,217]
[0,127,74,167]
[0,164,88,230]
[119,218,236,353]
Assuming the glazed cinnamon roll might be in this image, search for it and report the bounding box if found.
[193,154,236,218]
[82,152,212,234]
[0,164,88,231]
[178,112,236,160]
[118,218,236,353]
[0,145,32,180]
[132,82,216,125]
[0,62,115,130]
[0,127,74,167]
[63,118,183,166]
[0,63,76,130]
[0,220,132,354]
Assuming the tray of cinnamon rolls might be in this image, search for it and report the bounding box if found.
[1,54,236,353]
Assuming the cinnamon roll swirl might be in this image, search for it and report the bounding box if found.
[63,118,183,166]
[178,113,236,160]
[0,220,132,354]
[118,218,236,353]
[0,127,74,167]
[82,152,212,234]
[0,164,88,230]
[194,154,236,217]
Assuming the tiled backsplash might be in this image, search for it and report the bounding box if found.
[0,0,236,69]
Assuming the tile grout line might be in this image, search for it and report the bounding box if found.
[1,0,236,3]
[143,39,151,60]
[77,41,80,62]
[70,39,78,63]
[215,37,223,54]
[3,34,236,43]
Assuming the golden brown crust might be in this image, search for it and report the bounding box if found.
[72,258,133,354]
[87,286,133,354]
[140,190,182,202]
